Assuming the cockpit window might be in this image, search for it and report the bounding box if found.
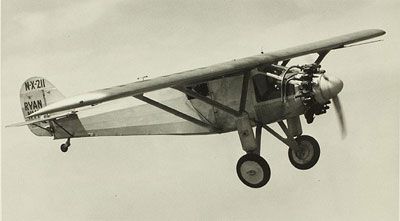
[186,83,209,100]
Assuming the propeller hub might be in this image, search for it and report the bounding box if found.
[314,74,343,103]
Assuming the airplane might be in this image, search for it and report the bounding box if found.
[7,29,386,188]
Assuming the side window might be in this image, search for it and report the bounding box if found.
[186,83,209,100]
[252,74,281,102]
[252,74,269,102]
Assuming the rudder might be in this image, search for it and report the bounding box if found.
[20,77,65,136]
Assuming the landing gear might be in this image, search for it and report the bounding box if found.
[236,153,271,188]
[236,117,271,188]
[235,117,321,188]
[262,121,321,171]
[60,138,71,152]
[288,135,320,170]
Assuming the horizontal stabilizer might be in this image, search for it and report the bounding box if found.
[6,112,75,127]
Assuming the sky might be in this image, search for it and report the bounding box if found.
[2,0,399,220]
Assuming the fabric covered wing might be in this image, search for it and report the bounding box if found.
[29,29,385,117]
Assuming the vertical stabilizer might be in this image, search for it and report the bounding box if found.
[20,77,65,136]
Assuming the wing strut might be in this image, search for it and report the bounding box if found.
[174,87,241,117]
[281,59,290,66]
[175,72,251,118]
[315,50,330,64]
[134,94,217,131]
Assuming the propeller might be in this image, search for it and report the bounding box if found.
[295,63,347,138]
[315,74,346,138]
[332,96,347,138]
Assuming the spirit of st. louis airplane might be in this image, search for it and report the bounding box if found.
[7,29,385,188]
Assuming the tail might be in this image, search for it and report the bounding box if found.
[20,77,65,136]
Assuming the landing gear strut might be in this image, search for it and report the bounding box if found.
[236,115,271,188]
[60,138,71,152]
[236,117,320,188]
[262,121,320,170]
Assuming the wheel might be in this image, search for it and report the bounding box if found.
[288,135,320,170]
[60,144,68,152]
[236,153,271,188]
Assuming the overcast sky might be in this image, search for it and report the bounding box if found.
[2,0,399,220]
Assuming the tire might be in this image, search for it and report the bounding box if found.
[288,135,320,170]
[60,144,68,152]
[236,153,271,188]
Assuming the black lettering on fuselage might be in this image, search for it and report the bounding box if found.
[24,100,43,111]
[24,82,30,91]
[29,81,35,90]
[24,79,46,91]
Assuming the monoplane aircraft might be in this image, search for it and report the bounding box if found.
[8,29,386,188]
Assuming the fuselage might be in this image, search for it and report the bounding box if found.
[50,74,305,139]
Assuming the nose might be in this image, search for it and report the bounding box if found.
[313,75,344,103]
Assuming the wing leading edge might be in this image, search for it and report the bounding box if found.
[29,29,385,117]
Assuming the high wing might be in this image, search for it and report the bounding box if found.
[29,29,385,117]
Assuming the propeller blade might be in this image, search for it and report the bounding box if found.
[332,96,347,138]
